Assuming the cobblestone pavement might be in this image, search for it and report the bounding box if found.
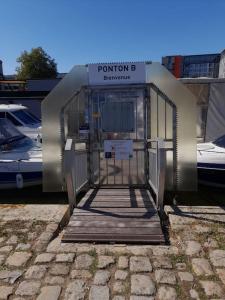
[1,207,225,299]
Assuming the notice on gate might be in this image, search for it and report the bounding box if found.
[104,140,133,160]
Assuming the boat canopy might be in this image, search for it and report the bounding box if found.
[213,135,225,148]
[0,119,25,147]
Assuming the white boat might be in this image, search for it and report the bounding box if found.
[0,104,41,141]
[0,119,42,189]
[197,135,225,187]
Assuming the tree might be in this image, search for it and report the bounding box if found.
[16,47,57,80]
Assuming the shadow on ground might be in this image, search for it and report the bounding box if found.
[1,184,225,206]
[0,185,68,204]
[165,184,225,206]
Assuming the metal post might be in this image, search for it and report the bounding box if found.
[64,138,76,213]
[157,139,166,212]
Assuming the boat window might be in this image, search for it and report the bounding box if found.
[6,112,22,126]
[24,111,40,123]
[0,119,26,147]
[12,110,39,125]
[213,135,225,148]
[0,112,6,118]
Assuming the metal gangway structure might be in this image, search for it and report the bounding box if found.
[42,62,197,243]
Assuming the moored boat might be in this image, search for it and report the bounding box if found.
[197,135,225,187]
[0,104,41,141]
[0,119,42,189]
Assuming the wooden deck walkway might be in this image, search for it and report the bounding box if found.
[62,188,165,244]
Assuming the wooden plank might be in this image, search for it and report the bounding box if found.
[83,196,153,200]
[71,212,158,218]
[70,215,160,222]
[78,197,154,204]
[63,188,164,244]
[88,199,153,203]
[72,213,157,218]
[94,192,150,196]
[95,188,149,191]
[62,234,164,243]
[65,226,163,235]
[78,201,155,208]
[74,208,156,213]
[96,189,148,195]
[68,220,161,228]
[79,202,154,208]
[79,196,154,201]
[80,191,152,196]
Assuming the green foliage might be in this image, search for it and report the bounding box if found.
[16,47,57,80]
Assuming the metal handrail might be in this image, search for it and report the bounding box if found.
[64,138,88,213]
[148,138,166,212]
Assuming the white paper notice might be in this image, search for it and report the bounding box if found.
[104,140,133,160]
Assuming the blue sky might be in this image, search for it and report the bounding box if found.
[1,0,225,74]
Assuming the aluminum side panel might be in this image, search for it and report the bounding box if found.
[146,63,197,191]
[42,65,88,191]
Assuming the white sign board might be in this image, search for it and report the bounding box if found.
[104,140,133,160]
[88,62,146,85]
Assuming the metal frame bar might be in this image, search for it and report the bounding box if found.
[148,83,178,191]
[64,138,76,213]
[147,139,166,211]
[64,138,89,212]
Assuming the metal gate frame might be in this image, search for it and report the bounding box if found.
[86,83,178,191]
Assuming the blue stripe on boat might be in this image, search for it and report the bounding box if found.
[197,162,225,170]
[0,172,42,183]
[198,168,225,185]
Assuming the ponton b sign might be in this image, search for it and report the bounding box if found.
[88,62,146,85]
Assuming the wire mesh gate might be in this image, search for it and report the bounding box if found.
[88,88,147,187]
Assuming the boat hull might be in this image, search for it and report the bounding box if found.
[197,140,225,188]
[198,163,225,188]
[0,171,42,189]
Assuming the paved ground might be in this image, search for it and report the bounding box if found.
[1,205,225,299]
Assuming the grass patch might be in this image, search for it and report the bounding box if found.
[175,284,184,299]
[194,223,225,250]
[194,284,208,300]
[198,274,218,281]
[103,249,115,257]
[88,249,98,275]
[211,230,225,250]
[89,257,98,275]
[169,253,194,273]
[0,265,7,271]
[88,249,97,258]
[170,253,188,266]
[122,280,130,296]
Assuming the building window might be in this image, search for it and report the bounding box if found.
[184,62,217,78]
